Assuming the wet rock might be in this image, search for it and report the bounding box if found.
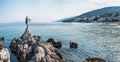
[29,46,45,62]
[83,57,106,62]
[69,42,78,48]
[54,41,62,49]
[0,37,4,41]
[47,38,55,43]
[10,31,63,62]
[47,38,62,48]
[0,48,10,62]
[0,37,4,49]
[0,44,3,50]
[9,38,18,53]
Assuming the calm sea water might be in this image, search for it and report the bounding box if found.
[0,22,120,62]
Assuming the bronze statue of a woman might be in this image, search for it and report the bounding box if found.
[25,16,31,28]
[21,16,31,41]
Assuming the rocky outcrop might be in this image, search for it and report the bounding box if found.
[69,42,78,48]
[30,42,62,62]
[0,36,10,62]
[10,30,63,62]
[83,57,106,62]
[0,37,4,41]
[0,48,10,62]
[47,38,62,49]
[9,17,64,62]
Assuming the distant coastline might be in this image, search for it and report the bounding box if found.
[59,6,120,23]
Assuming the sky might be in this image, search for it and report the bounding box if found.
[0,0,120,23]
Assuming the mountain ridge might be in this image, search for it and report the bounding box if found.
[79,6,120,17]
[61,6,120,22]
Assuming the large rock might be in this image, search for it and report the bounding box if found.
[29,42,62,62]
[0,48,10,62]
[69,42,78,48]
[83,57,106,62]
[10,31,63,62]
[47,38,62,49]
[54,41,62,49]
[0,37,4,49]
[0,37,4,41]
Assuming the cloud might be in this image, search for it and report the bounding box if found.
[0,0,120,23]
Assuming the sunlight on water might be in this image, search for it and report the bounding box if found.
[0,22,120,62]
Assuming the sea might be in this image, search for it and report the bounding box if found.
[0,22,120,62]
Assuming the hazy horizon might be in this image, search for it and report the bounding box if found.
[0,0,120,23]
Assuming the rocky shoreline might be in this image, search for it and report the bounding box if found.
[0,37,10,62]
[9,30,63,62]
[0,48,10,62]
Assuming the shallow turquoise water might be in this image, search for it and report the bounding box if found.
[0,22,120,62]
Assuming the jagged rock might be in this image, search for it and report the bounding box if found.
[47,38,62,49]
[54,41,62,49]
[83,57,106,62]
[0,37,4,41]
[0,37,4,49]
[10,32,63,62]
[0,44,3,50]
[47,38,55,43]
[0,37,10,62]
[36,41,63,62]
[0,48,10,62]
[9,38,18,53]
[69,42,78,48]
